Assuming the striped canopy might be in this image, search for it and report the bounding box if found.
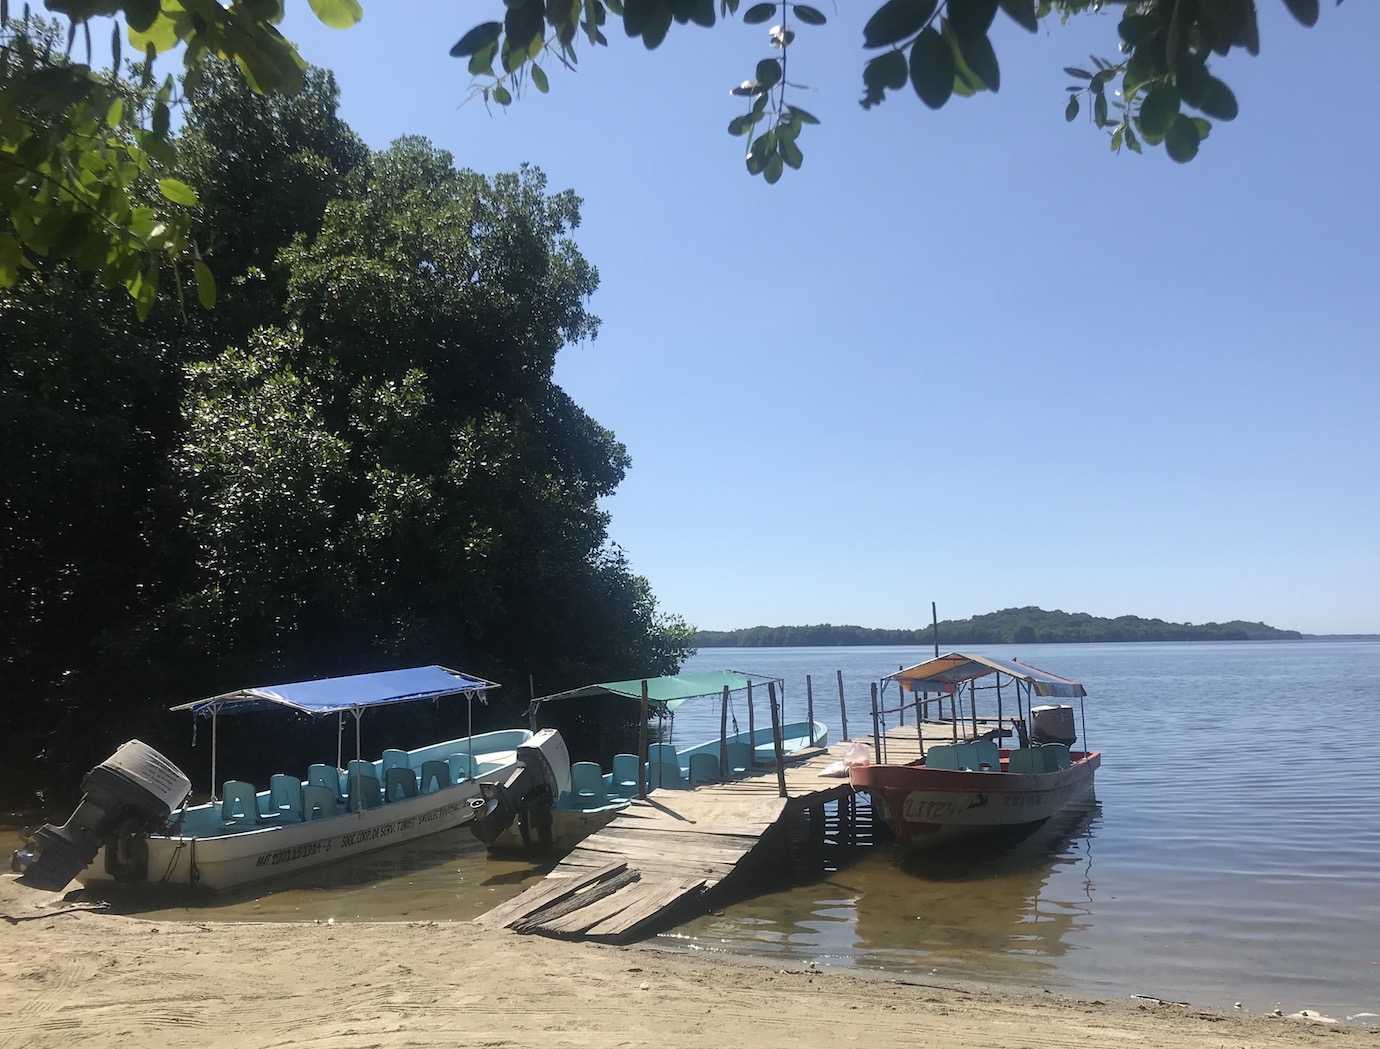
[888,652,1086,698]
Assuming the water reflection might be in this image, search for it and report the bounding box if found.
[671,794,1101,992]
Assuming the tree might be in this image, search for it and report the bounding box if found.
[1,61,692,806]
[0,1,1342,305]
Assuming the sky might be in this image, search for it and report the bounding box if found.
[274,3,1378,634]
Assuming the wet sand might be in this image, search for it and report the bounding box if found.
[1,876,1372,1049]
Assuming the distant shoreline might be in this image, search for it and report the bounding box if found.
[690,606,1374,649]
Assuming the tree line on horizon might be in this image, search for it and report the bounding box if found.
[694,607,1304,647]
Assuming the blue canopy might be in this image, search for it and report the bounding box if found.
[169,665,500,718]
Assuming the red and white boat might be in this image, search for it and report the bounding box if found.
[848,652,1100,850]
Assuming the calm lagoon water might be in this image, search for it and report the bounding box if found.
[46,640,1380,1020]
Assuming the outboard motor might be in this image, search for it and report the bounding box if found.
[12,740,191,890]
[468,728,571,853]
[1029,704,1077,747]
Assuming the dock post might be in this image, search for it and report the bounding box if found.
[870,681,882,764]
[836,670,849,741]
[746,678,756,767]
[897,665,905,725]
[768,681,788,799]
[637,679,649,799]
[806,674,815,746]
[719,685,730,783]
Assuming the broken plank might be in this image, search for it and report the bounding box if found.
[511,868,641,934]
[584,879,708,943]
[476,860,625,929]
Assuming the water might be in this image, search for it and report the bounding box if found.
[25,640,1379,1019]
[664,641,1380,1020]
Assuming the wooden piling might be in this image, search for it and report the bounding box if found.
[767,681,788,799]
[836,669,849,741]
[637,679,649,799]
[869,681,882,764]
[719,685,730,783]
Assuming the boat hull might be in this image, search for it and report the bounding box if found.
[850,751,1100,851]
[78,775,497,892]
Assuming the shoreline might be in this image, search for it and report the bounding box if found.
[2,877,1372,1049]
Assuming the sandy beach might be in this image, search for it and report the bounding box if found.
[1,876,1373,1049]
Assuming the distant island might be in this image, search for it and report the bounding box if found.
[694,606,1304,647]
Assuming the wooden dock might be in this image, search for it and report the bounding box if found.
[476,719,996,943]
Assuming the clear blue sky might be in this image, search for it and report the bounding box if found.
[276,4,1378,635]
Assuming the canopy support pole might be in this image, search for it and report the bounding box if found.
[467,692,475,782]
[836,670,849,741]
[1079,693,1088,757]
[746,679,756,767]
[915,688,924,757]
[336,711,343,770]
[637,680,649,800]
[996,674,1004,747]
[971,680,979,740]
[805,674,814,747]
[719,685,730,783]
[869,682,881,764]
[353,707,362,761]
[897,665,905,725]
[951,687,959,743]
[210,706,220,803]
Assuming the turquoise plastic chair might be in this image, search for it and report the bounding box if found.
[1039,744,1071,772]
[689,752,719,785]
[609,753,640,797]
[447,753,477,783]
[308,763,342,799]
[570,762,607,808]
[419,760,449,794]
[347,760,382,811]
[382,749,412,776]
[971,741,1001,771]
[302,784,337,820]
[384,766,419,802]
[220,781,263,824]
[269,773,304,821]
[1007,749,1044,774]
[724,741,752,777]
[647,744,683,790]
[925,745,960,771]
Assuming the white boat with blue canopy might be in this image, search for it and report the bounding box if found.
[74,665,540,892]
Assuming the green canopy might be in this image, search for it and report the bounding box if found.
[531,670,780,714]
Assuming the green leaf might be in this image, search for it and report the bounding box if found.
[756,58,782,89]
[1191,117,1211,139]
[863,0,937,48]
[1137,84,1179,137]
[1281,0,1319,27]
[111,20,121,70]
[764,152,784,184]
[153,100,169,137]
[955,29,998,91]
[491,83,513,105]
[194,259,217,310]
[787,105,820,124]
[158,178,200,207]
[451,22,503,57]
[105,97,124,128]
[1124,124,1141,153]
[0,234,22,288]
[1094,91,1108,126]
[128,14,180,54]
[742,2,776,23]
[1164,113,1200,162]
[793,3,826,24]
[1064,93,1079,122]
[308,0,364,29]
[780,136,803,169]
[998,0,1037,32]
[124,0,160,33]
[909,27,953,109]
[865,49,910,92]
[1190,76,1238,121]
[1063,66,1092,80]
[746,130,774,174]
[531,64,550,92]
[1110,125,1124,152]
[947,0,998,40]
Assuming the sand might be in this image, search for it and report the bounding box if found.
[1,875,1373,1049]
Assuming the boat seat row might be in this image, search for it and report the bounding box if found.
[1007,744,1071,774]
[563,742,763,809]
[925,741,1003,772]
[220,750,486,825]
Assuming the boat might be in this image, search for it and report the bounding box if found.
[848,652,1100,850]
[484,671,829,849]
[14,666,574,892]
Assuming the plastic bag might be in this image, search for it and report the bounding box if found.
[818,760,848,778]
[841,741,871,767]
